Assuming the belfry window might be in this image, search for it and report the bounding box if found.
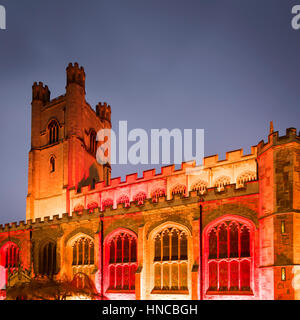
[48,120,59,144]
[153,227,188,292]
[39,242,57,276]
[281,221,286,234]
[207,221,252,293]
[72,237,94,266]
[90,130,97,155]
[108,232,137,291]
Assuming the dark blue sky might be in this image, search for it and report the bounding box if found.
[0,0,299,224]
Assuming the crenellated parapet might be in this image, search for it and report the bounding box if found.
[203,147,257,167]
[43,94,66,109]
[67,145,257,214]
[0,180,259,234]
[257,127,300,155]
[0,220,31,234]
[32,82,50,105]
[66,62,85,89]
[96,102,111,123]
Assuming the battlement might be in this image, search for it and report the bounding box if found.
[0,180,259,233]
[32,81,50,105]
[67,144,258,200]
[42,94,66,110]
[203,147,257,167]
[96,102,111,123]
[257,127,300,154]
[66,62,85,89]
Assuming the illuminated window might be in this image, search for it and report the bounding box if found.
[73,204,84,214]
[207,221,252,293]
[281,268,286,281]
[102,198,113,210]
[50,157,55,173]
[48,120,59,144]
[236,171,256,188]
[72,237,94,266]
[3,243,19,268]
[153,227,188,292]
[171,185,186,196]
[133,192,147,205]
[191,180,208,194]
[151,188,165,202]
[214,176,231,192]
[108,232,137,291]
[87,202,98,213]
[281,221,286,234]
[117,195,130,208]
[39,242,57,276]
[90,130,97,155]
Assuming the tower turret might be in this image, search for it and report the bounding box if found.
[31,82,51,148]
[65,62,86,138]
[32,82,50,105]
[27,63,112,221]
[66,62,85,89]
[96,102,111,126]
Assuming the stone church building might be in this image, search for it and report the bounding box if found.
[0,63,300,300]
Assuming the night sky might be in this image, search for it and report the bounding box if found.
[0,0,299,224]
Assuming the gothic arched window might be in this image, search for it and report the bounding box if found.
[117,195,130,208]
[191,180,208,194]
[153,227,188,292]
[207,220,252,293]
[107,231,137,291]
[133,192,147,205]
[39,242,57,276]
[87,202,98,213]
[48,120,59,144]
[171,185,186,196]
[50,156,55,173]
[2,243,19,268]
[102,198,113,211]
[72,237,94,266]
[73,204,84,214]
[151,188,166,203]
[214,176,231,192]
[236,171,256,188]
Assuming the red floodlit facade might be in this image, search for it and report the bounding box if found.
[0,63,299,300]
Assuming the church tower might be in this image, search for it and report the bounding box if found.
[26,63,111,221]
[257,125,300,300]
